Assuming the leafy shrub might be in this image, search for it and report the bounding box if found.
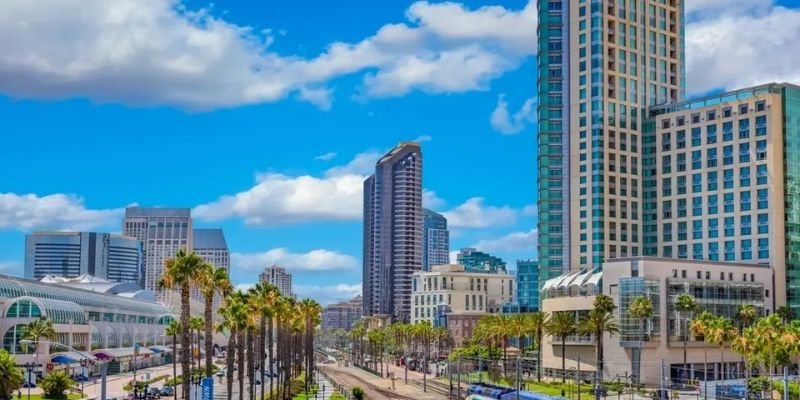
[40,371,74,399]
[352,386,365,400]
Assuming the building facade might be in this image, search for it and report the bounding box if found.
[540,257,772,385]
[192,228,230,307]
[516,259,539,312]
[537,0,686,282]
[25,232,143,285]
[259,266,293,297]
[0,274,175,375]
[362,142,423,322]
[410,264,515,325]
[122,207,192,300]
[322,296,363,331]
[456,248,507,274]
[422,208,450,271]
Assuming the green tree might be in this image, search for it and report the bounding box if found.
[674,293,697,381]
[190,316,204,374]
[164,320,180,400]
[197,264,232,378]
[40,370,74,398]
[580,297,619,384]
[159,249,206,400]
[22,317,57,376]
[0,350,24,398]
[351,386,365,400]
[690,311,714,385]
[628,296,653,385]
[249,282,280,397]
[545,311,577,383]
[775,306,793,323]
[707,316,736,380]
[298,299,322,396]
[525,312,548,382]
[737,305,758,330]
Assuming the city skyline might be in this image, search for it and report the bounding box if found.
[1,0,799,306]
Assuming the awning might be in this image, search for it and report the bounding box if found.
[149,346,173,354]
[93,347,155,360]
[51,352,97,364]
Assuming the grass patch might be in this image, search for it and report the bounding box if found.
[329,393,346,400]
[20,395,82,400]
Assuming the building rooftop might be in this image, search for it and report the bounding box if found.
[124,207,191,217]
[192,228,227,249]
[650,82,800,116]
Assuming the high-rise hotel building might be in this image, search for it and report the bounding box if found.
[363,142,423,322]
[536,1,800,313]
[537,0,685,282]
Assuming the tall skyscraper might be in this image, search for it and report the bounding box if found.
[24,232,143,284]
[259,265,293,297]
[123,207,192,298]
[422,208,449,271]
[456,248,507,273]
[193,228,230,307]
[515,259,539,312]
[362,142,423,322]
[537,0,686,281]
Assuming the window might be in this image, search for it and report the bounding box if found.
[740,143,750,163]
[707,110,717,121]
[739,119,750,139]
[663,177,672,196]
[662,155,672,174]
[707,148,717,168]
[707,125,717,144]
[756,101,766,112]
[758,189,768,209]
[723,121,733,141]
[723,145,733,165]
[677,130,686,149]
[677,176,687,194]
[741,191,751,211]
[678,198,687,218]
[757,164,768,185]
[725,241,735,261]
[724,217,735,237]
[741,239,752,260]
[709,242,719,261]
[677,153,686,172]
[740,166,751,187]
[662,200,673,219]
[678,244,687,259]
[724,169,734,189]
[708,218,719,238]
[758,238,769,259]
[692,196,702,216]
[723,107,732,118]
[663,246,673,257]
[741,215,752,235]
[663,223,673,242]
[691,127,701,146]
[693,243,703,260]
[740,103,749,115]
[724,193,734,213]
[758,213,769,234]
[692,150,702,170]
[757,140,767,160]
[678,221,687,241]
[693,220,703,239]
[693,173,702,193]
[756,115,767,136]
[707,171,718,191]
[708,194,718,215]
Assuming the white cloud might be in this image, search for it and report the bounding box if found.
[472,228,538,253]
[490,94,537,134]
[522,204,538,217]
[0,193,123,231]
[314,152,338,161]
[234,283,255,293]
[449,251,459,264]
[0,261,22,276]
[414,135,433,143]
[0,0,537,110]
[422,189,446,210]
[294,283,362,306]
[442,197,517,228]
[231,248,358,273]
[193,152,377,225]
[685,2,800,94]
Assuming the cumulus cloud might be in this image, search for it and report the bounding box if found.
[193,151,378,225]
[294,283,362,306]
[522,204,538,217]
[490,94,537,134]
[685,2,800,94]
[0,193,123,231]
[231,248,358,273]
[442,197,517,228]
[314,152,338,161]
[0,0,536,110]
[422,189,446,210]
[414,135,433,143]
[472,228,538,253]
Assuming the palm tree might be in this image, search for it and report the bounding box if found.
[580,299,619,385]
[219,294,246,400]
[159,249,206,400]
[545,311,577,383]
[731,328,755,389]
[165,320,180,400]
[190,316,204,374]
[690,311,714,385]
[707,317,736,380]
[675,293,697,382]
[197,265,232,378]
[525,312,548,382]
[0,349,24,398]
[23,317,56,377]
[298,299,322,396]
[751,314,785,377]
[629,296,653,385]
[413,322,434,392]
[737,305,758,330]
[249,282,280,399]
[775,306,793,323]
[594,294,616,315]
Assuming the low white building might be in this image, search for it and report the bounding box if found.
[411,264,515,325]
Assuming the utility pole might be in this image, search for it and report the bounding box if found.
[577,356,581,400]
[784,367,790,400]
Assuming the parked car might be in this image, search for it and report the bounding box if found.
[160,386,174,396]
[216,370,225,377]
[147,387,161,399]
[22,382,35,388]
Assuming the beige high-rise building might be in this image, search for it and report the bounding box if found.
[259,265,292,297]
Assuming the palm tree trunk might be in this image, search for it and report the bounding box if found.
[247,328,255,400]
[683,314,688,383]
[268,317,274,399]
[561,336,566,383]
[205,297,214,378]
[172,333,178,400]
[260,315,267,400]
[720,347,725,381]
[226,331,236,400]
[237,330,245,400]
[181,283,191,400]
[597,331,604,384]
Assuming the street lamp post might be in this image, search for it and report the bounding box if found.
[23,362,36,400]
[79,359,88,396]
[20,339,107,400]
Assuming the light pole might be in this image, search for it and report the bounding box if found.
[23,362,35,400]
[20,339,108,400]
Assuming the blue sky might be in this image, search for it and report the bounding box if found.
[1,0,799,304]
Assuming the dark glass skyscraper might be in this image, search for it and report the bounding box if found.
[362,142,423,322]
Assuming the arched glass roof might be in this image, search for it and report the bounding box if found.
[0,275,170,316]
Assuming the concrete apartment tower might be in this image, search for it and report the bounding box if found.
[363,142,423,323]
[123,207,192,300]
[537,0,685,281]
[192,228,230,307]
[259,265,293,297]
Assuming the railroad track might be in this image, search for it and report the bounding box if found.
[410,378,467,399]
[321,365,415,400]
